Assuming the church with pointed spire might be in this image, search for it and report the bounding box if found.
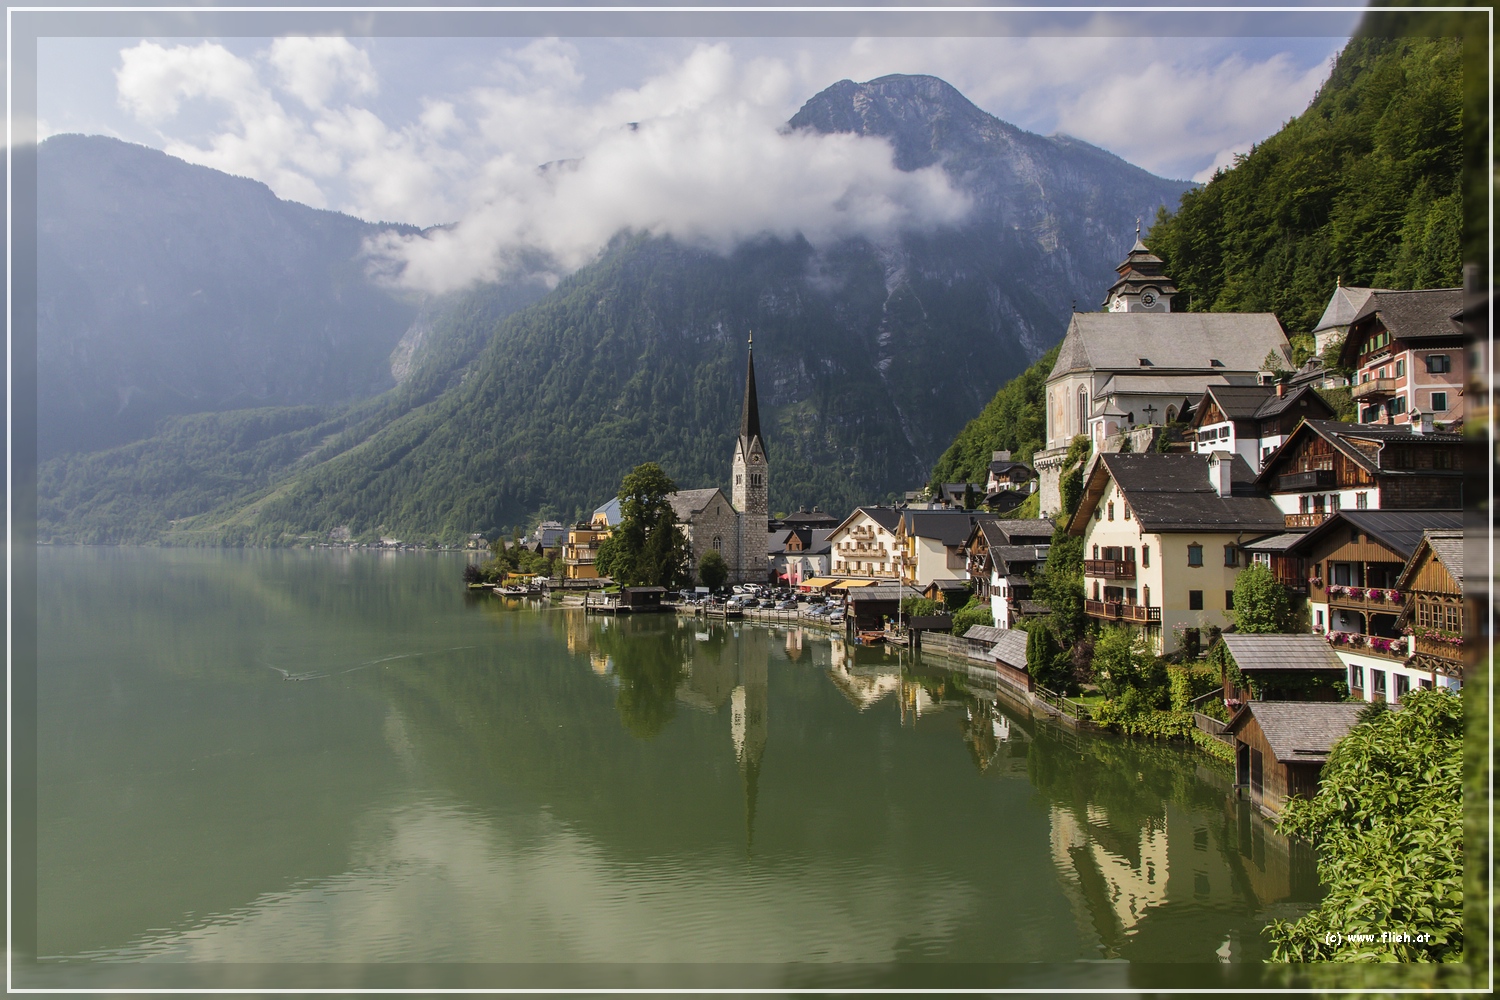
[650,335,770,585]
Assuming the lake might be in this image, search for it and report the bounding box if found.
[23,547,1319,989]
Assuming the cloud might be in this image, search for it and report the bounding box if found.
[110,34,1337,294]
[267,36,377,109]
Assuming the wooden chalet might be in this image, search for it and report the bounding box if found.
[1285,510,1463,702]
[1219,633,1346,706]
[1255,418,1464,529]
[1226,701,1364,817]
[1395,529,1465,691]
[1188,382,1334,474]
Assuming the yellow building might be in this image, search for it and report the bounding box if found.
[1068,451,1283,655]
[561,500,622,581]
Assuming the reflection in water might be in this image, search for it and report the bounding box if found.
[34,549,1319,979]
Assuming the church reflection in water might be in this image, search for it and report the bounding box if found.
[563,611,1318,956]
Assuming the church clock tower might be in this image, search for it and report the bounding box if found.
[1102,222,1178,313]
[732,335,769,583]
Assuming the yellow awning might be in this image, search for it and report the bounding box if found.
[800,577,839,588]
[832,578,880,589]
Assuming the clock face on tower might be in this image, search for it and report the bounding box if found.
[1141,290,1158,308]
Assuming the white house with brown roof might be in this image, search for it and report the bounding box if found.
[1189,383,1335,473]
[827,507,903,581]
[1068,451,1285,654]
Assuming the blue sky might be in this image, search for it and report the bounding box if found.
[34,8,1363,293]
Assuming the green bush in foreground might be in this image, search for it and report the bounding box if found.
[1266,688,1462,962]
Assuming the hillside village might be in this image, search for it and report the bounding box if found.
[508,231,1478,822]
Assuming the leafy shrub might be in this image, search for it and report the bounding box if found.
[1266,689,1463,962]
[950,602,994,636]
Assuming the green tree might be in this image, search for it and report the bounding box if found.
[949,601,993,636]
[1267,688,1463,962]
[1230,563,1295,633]
[697,548,728,590]
[594,463,692,588]
[1091,625,1164,705]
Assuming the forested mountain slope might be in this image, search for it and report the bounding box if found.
[41,74,1191,544]
[930,27,1465,487]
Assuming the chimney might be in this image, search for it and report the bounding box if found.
[1208,452,1232,497]
[1412,408,1433,435]
[1276,381,1285,398]
[992,450,1011,462]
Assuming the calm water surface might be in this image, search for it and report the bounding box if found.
[32,547,1319,988]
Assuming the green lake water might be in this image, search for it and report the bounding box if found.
[25,547,1320,989]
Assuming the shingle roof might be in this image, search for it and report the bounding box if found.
[963,624,1007,644]
[1101,373,1233,397]
[1222,633,1344,673]
[1075,452,1284,534]
[991,544,1049,569]
[1396,528,1464,589]
[1289,510,1465,562]
[902,509,983,547]
[1048,312,1289,378]
[767,528,792,554]
[668,488,728,521]
[987,629,1030,670]
[1016,600,1051,616]
[993,518,1057,544]
[1258,419,1464,484]
[1233,702,1365,764]
[1312,285,1381,334]
[1241,531,1307,553]
[1348,287,1463,341]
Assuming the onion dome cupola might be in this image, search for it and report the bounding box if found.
[1103,221,1178,313]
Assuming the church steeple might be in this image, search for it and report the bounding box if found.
[739,332,763,455]
[731,332,769,585]
[1102,227,1177,313]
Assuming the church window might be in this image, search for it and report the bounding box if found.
[736,474,742,485]
[1078,387,1088,432]
[712,536,722,551]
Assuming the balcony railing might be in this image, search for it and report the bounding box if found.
[1083,559,1136,580]
[1273,573,1309,594]
[1351,377,1398,400]
[1414,633,1464,661]
[1326,586,1405,616]
[1284,512,1330,528]
[1277,469,1336,492]
[1085,599,1161,623]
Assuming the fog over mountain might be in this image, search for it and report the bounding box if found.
[38,74,1193,543]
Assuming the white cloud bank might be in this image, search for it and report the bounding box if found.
[113,34,1336,294]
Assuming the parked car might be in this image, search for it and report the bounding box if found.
[775,600,796,610]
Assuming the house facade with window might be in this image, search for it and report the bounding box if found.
[1068,451,1284,655]
[1338,287,1465,427]
[1226,701,1364,817]
[1032,236,1292,514]
[1284,510,1463,703]
[896,509,984,589]
[1395,529,1465,693]
[827,507,903,581]
[1254,418,1464,526]
[964,517,1053,627]
[1188,383,1335,474]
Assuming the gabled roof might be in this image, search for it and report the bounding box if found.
[1286,510,1465,562]
[668,488,730,521]
[901,509,983,547]
[781,507,839,527]
[991,544,1050,570]
[987,458,1035,477]
[1228,701,1365,764]
[1257,418,1464,485]
[1048,312,1289,379]
[1191,384,1334,428]
[1348,287,1463,341]
[1069,452,1283,535]
[1395,528,1464,590]
[828,505,903,536]
[1312,285,1382,334]
[594,497,623,526]
[767,528,793,554]
[1221,634,1344,673]
[986,629,1030,670]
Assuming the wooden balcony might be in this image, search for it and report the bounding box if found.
[1084,559,1136,580]
[1414,633,1464,662]
[1273,573,1308,595]
[1277,469,1336,492]
[1284,512,1330,528]
[1085,599,1161,624]
[1327,587,1405,616]
[1351,377,1398,400]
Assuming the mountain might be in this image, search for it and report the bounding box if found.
[929,25,1465,489]
[38,75,1192,544]
[38,135,427,459]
